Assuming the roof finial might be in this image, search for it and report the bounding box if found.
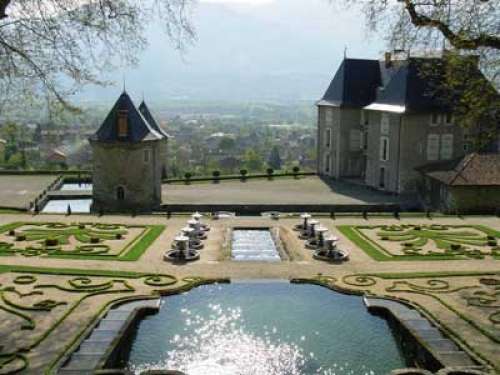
[142,91,145,103]
[344,45,348,59]
[122,74,126,93]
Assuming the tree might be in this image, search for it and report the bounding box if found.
[218,137,235,152]
[243,148,264,172]
[267,146,282,170]
[0,0,194,111]
[340,0,499,146]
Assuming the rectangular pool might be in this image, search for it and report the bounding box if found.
[231,229,281,262]
[60,183,93,191]
[42,199,92,213]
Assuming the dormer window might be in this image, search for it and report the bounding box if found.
[117,110,128,138]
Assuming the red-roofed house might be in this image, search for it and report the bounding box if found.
[417,153,500,213]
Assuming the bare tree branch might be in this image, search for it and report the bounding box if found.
[403,0,500,50]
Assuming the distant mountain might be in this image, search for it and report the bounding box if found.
[77,0,384,104]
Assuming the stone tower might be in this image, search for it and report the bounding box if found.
[89,92,168,213]
[138,100,170,178]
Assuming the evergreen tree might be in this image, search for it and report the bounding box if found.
[267,146,282,170]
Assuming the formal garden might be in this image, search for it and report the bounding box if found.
[306,270,500,372]
[0,264,214,373]
[0,222,164,260]
[338,224,500,261]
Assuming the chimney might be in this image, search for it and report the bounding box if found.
[384,52,392,68]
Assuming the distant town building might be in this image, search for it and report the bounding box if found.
[317,52,499,196]
[417,153,500,213]
[46,149,67,166]
[89,91,169,213]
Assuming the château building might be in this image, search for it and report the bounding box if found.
[89,91,169,213]
[317,52,499,195]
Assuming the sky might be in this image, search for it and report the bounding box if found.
[81,0,387,103]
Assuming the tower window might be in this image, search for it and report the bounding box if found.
[144,149,150,163]
[116,186,125,201]
[117,110,128,138]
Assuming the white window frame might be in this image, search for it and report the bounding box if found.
[349,129,362,151]
[361,111,369,126]
[325,128,331,148]
[380,136,389,162]
[444,113,454,126]
[326,108,334,126]
[427,134,440,161]
[440,134,454,160]
[381,114,390,135]
[430,113,440,127]
[325,153,331,173]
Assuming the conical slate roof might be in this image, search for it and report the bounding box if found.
[90,91,164,143]
[139,101,170,138]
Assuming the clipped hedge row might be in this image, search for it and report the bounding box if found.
[164,171,315,184]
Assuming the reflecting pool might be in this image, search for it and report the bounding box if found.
[121,282,409,375]
[42,199,92,213]
[231,229,281,261]
[60,183,93,191]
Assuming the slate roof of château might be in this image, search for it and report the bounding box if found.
[318,59,381,108]
[139,101,170,139]
[319,56,498,113]
[416,153,500,186]
[90,91,165,143]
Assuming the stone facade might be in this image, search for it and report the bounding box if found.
[318,106,469,194]
[91,141,162,212]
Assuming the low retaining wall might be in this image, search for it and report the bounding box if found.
[160,204,401,215]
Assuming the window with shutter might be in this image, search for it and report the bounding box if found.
[427,134,439,161]
[350,130,361,151]
[380,136,389,161]
[440,134,454,160]
[117,110,128,138]
[325,129,331,148]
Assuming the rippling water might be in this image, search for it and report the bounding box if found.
[231,229,281,261]
[123,282,408,375]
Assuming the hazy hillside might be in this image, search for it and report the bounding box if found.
[78,0,384,104]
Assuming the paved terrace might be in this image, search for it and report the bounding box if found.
[0,213,498,374]
[0,175,57,209]
[161,176,413,205]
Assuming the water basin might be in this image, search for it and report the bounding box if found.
[119,282,410,375]
[42,199,92,213]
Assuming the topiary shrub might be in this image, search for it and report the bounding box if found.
[292,166,300,178]
[115,233,123,240]
[450,244,462,251]
[487,240,497,246]
[90,237,100,244]
[240,169,248,179]
[78,224,85,229]
[45,238,59,247]
[15,235,26,241]
[8,230,16,236]
[381,236,389,240]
